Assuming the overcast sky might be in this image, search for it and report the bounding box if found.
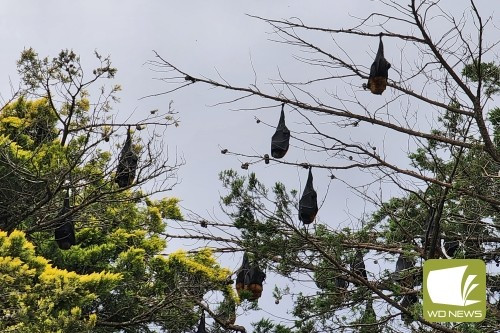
[1,1,498,331]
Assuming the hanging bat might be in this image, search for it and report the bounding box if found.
[335,276,349,289]
[299,168,318,224]
[247,265,266,300]
[443,239,459,257]
[115,126,139,188]
[271,103,290,159]
[395,254,415,278]
[366,35,391,95]
[54,190,76,250]
[352,251,368,279]
[394,253,417,323]
[196,311,206,333]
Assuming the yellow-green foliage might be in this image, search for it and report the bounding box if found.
[0,230,121,332]
[152,248,236,301]
[173,248,232,284]
[0,94,235,332]
[145,197,181,215]
[35,191,235,332]
[1,97,58,146]
[0,97,69,174]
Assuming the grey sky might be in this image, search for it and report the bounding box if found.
[1,1,498,331]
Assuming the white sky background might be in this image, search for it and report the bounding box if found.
[0,1,498,332]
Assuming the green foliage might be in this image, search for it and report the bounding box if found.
[462,61,500,97]
[252,319,292,333]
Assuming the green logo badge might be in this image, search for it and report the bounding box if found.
[423,259,486,322]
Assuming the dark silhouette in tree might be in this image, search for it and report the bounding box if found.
[335,275,349,289]
[196,311,206,333]
[270,103,290,159]
[394,254,417,323]
[352,251,368,280]
[423,206,437,256]
[366,35,391,95]
[443,240,460,257]
[298,168,318,224]
[115,126,139,188]
[395,254,415,277]
[54,189,76,250]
